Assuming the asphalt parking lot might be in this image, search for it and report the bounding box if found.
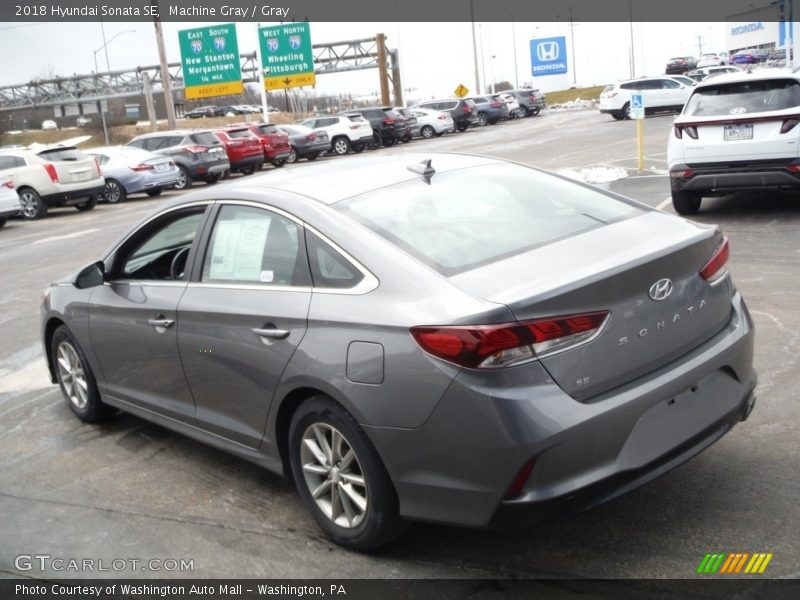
[1,109,798,579]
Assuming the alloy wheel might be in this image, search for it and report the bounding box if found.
[104,180,122,203]
[300,423,368,529]
[19,191,39,218]
[56,341,89,411]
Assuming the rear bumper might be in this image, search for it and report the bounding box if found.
[365,292,756,528]
[671,160,800,193]
[229,155,265,172]
[187,159,230,180]
[41,185,105,207]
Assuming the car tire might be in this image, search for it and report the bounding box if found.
[671,191,702,215]
[241,166,256,176]
[146,188,163,197]
[102,179,126,204]
[382,136,395,147]
[352,144,365,153]
[456,122,469,132]
[531,107,541,116]
[420,125,435,139]
[18,187,47,220]
[173,166,192,191]
[205,174,220,185]
[622,102,631,120]
[272,159,286,168]
[306,152,320,161]
[477,113,489,127]
[369,133,382,150]
[0,217,6,228]
[286,147,298,164]
[289,395,408,551]
[75,195,97,212]
[52,325,115,423]
[611,113,624,120]
[332,136,351,156]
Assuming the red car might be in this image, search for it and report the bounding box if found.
[234,122,293,167]
[213,127,265,176]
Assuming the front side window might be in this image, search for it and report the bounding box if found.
[201,205,309,287]
[117,209,206,281]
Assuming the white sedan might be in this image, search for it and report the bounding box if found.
[500,93,525,118]
[411,108,455,138]
[0,175,21,228]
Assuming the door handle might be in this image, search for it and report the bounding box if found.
[252,327,290,340]
[148,317,175,329]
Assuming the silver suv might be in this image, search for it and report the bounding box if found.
[0,146,105,219]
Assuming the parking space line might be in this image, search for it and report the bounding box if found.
[656,197,672,210]
[32,228,100,244]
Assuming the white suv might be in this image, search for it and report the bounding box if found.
[297,115,373,155]
[599,76,693,120]
[0,146,104,219]
[668,69,800,214]
[0,175,21,228]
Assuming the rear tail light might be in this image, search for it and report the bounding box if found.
[305,133,317,141]
[130,163,154,172]
[699,237,730,284]
[462,104,472,112]
[438,115,448,120]
[780,118,799,134]
[383,117,396,125]
[93,157,101,176]
[184,145,208,154]
[410,311,609,369]
[670,168,695,178]
[43,163,59,183]
[504,459,536,499]
[2,179,13,189]
[674,125,698,139]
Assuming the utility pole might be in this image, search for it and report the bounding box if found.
[629,0,636,78]
[569,4,577,86]
[143,72,157,132]
[152,12,176,129]
[696,34,705,57]
[470,0,481,94]
[376,33,391,106]
[510,13,519,89]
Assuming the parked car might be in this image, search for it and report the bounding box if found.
[668,69,800,214]
[340,107,411,147]
[126,130,229,191]
[599,76,693,120]
[667,75,699,87]
[412,98,479,132]
[665,56,697,74]
[42,152,756,551]
[215,105,249,117]
[86,146,180,203]
[185,106,217,119]
[767,48,792,63]
[409,108,455,138]
[467,95,510,126]
[276,124,331,163]
[0,174,20,227]
[297,115,373,155]
[41,120,58,131]
[499,92,525,118]
[213,127,266,176]
[685,66,740,82]
[731,49,764,65]
[697,53,728,68]
[393,108,417,142]
[0,146,104,219]
[234,122,293,168]
[508,89,547,116]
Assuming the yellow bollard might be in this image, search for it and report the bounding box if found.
[637,118,644,172]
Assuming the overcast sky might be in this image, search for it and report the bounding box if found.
[0,20,727,100]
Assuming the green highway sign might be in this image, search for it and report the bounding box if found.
[258,23,316,90]
[178,23,243,99]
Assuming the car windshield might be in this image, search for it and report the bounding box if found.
[685,79,800,116]
[337,163,640,275]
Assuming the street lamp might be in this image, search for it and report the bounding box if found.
[93,29,136,74]
[495,8,519,90]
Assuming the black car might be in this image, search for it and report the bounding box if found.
[412,98,479,132]
[276,124,332,163]
[185,106,216,119]
[508,89,547,116]
[341,107,411,147]
[126,130,230,190]
[665,56,698,74]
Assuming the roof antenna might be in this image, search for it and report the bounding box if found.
[407,158,436,184]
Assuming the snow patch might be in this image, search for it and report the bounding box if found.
[547,98,598,112]
[558,166,629,184]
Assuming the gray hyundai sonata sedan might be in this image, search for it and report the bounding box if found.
[41,153,756,550]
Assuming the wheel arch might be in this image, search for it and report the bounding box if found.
[43,316,67,383]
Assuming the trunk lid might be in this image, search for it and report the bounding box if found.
[449,211,733,400]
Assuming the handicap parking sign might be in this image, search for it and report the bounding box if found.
[630,93,645,119]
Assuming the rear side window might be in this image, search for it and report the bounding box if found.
[127,139,147,150]
[37,147,86,162]
[190,132,220,146]
[306,232,364,289]
[0,155,25,170]
[337,163,640,275]
[685,79,800,116]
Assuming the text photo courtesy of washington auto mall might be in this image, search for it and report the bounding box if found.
[0,0,798,598]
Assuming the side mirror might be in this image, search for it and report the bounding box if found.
[74,261,106,289]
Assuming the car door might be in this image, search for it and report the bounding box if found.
[658,78,688,109]
[177,202,312,448]
[88,204,211,421]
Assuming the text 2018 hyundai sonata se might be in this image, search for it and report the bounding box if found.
[41,153,757,550]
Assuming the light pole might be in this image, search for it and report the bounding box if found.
[93,29,136,74]
[495,8,519,90]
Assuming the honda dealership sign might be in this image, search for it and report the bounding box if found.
[530,36,567,76]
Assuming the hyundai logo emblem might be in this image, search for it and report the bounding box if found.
[648,278,673,301]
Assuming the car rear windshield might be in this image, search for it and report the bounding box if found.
[337,163,641,275]
[684,79,800,116]
[37,147,85,161]
[257,124,281,134]
[463,99,477,108]
[189,132,220,145]
[225,129,253,139]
